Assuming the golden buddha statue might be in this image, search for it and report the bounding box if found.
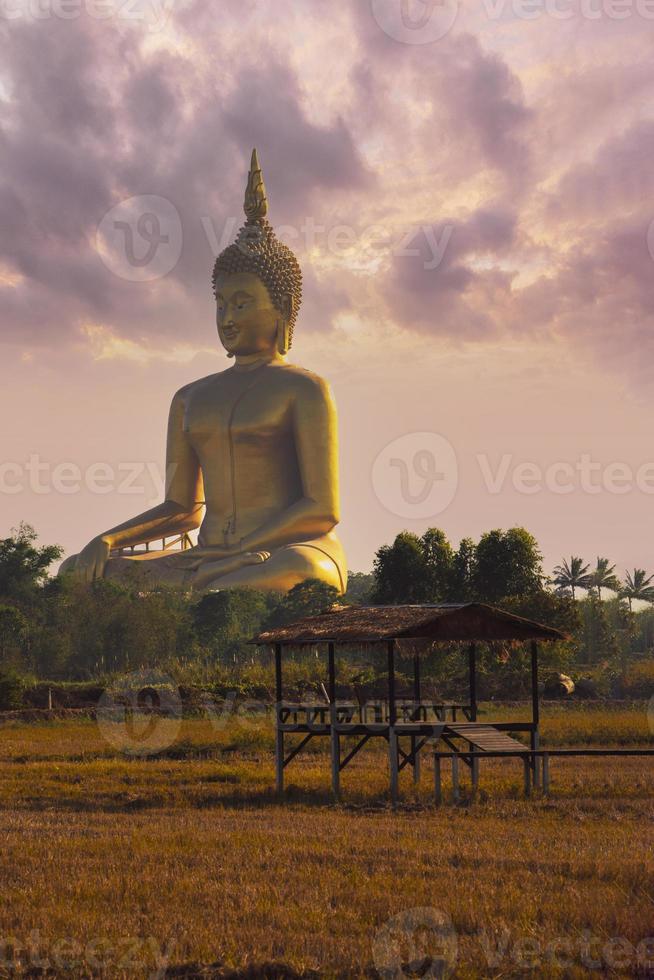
[60,150,347,594]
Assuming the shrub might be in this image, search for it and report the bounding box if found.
[620,660,654,699]
[0,669,26,710]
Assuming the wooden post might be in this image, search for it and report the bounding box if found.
[412,652,421,785]
[451,754,460,803]
[434,754,442,805]
[542,753,550,796]
[468,643,478,722]
[274,644,284,794]
[328,642,340,801]
[388,640,398,806]
[530,641,541,788]
[471,753,479,794]
[523,755,532,798]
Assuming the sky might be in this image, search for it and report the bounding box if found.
[1,0,653,578]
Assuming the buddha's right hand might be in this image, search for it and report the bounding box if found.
[73,536,112,583]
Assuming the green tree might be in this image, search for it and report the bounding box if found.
[371,532,429,604]
[591,557,621,601]
[0,523,62,602]
[0,604,29,664]
[449,537,476,601]
[344,571,375,605]
[577,593,619,664]
[193,588,270,657]
[473,528,543,603]
[551,556,593,601]
[265,579,340,628]
[421,528,454,601]
[620,569,654,611]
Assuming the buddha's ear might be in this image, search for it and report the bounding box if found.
[280,292,293,322]
[277,293,293,355]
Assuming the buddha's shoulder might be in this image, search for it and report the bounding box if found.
[274,363,333,397]
[170,372,222,403]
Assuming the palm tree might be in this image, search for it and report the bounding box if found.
[620,569,654,611]
[591,557,621,601]
[551,556,593,600]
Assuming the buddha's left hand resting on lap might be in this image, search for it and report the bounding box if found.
[59,151,347,594]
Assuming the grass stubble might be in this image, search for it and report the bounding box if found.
[0,705,652,979]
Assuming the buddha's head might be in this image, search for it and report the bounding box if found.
[212,150,303,358]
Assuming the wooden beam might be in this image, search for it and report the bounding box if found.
[412,653,421,785]
[328,642,340,800]
[530,640,541,788]
[434,754,442,805]
[451,754,460,803]
[388,640,398,805]
[542,752,550,796]
[468,643,478,722]
[274,644,284,794]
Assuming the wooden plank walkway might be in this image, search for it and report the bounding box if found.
[445,723,528,753]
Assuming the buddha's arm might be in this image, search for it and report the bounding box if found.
[100,389,205,550]
[239,376,340,553]
[70,391,204,581]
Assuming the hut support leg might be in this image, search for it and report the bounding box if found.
[275,728,284,794]
[523,756,532,798]
[434,755,442,805]
[275,643,284,795]
[531,731,541,789]
[543,753,550,796]
[330,726,340,801]
[328,642,340,801]
[451,754,460,803]
[389,727,399,806]
[471,755,479,793]
[412,736,421,785]
[413,653,421,785]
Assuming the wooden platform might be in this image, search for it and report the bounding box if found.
[443,723,528,753]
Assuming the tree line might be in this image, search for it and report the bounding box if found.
[0,523,652,700]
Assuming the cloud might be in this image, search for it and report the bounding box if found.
[0,0,652,396]
[0,7,368,349]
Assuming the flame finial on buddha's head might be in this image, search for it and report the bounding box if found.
[211,149,303,351]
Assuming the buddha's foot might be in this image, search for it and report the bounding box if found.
[189,551,270,590]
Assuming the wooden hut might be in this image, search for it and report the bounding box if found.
[253,603,565,803]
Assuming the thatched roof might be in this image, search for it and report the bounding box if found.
[253,603,565,646]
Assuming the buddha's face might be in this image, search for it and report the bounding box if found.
[215,271,284,357]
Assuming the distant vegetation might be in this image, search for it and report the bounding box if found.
[0,522,653,705]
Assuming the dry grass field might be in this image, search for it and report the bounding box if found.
[0,704,652,979]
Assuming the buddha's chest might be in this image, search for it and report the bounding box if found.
[184,375,292,453]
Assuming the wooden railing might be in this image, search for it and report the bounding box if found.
[111,532,194,558]
[276,701,475,729]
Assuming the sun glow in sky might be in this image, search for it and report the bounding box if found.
[1,0,653,576]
